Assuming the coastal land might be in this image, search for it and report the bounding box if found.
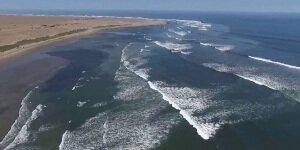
[0,15,164,62]
[0,15,164,141]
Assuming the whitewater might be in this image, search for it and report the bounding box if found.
[249,56,300,70]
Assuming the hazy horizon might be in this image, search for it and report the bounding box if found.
[1,0,300,13]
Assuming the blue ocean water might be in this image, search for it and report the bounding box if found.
[1,11,300,150]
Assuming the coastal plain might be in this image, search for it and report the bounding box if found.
[0,15,163,59]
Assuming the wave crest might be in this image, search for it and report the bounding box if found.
[249,56,300,70]
[200,42,235,51]
[154,41,192,55]
[177,20,212,31]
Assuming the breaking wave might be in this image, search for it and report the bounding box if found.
[123,57,278,141]
[249,56,300,70]
[236,75,276,90]
[59,113,108,150]
[177,20,212,31]
[202,63,281,91]
[148,81,220,140]
[4,104,45,150]
[168,29,188,36]
[0,86,41,149]
[59,54,179,149]
[154,41,192,55]
[120,44,222,140]
[200,42,235,51]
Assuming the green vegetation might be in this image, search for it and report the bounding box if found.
[93,25,121,29]
[0,29,88,52]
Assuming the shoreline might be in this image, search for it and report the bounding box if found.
[0,15,164,141]
[0,15,165,65]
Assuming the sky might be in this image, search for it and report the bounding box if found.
[0,0,300,13]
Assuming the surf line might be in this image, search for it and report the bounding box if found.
[235,74,277,90]
[126,68,215,140]
[119,45,216,140]
[148,82,216,140]
[0,86,40,149]
[249,56,300,70]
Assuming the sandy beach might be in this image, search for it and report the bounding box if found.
[0,15,164,63]
[0,15,164,142]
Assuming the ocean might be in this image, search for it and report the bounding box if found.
[1,11,300,150]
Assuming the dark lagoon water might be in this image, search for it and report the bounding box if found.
[1,11,300,150]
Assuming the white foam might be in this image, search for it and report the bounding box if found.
[177,20,212,31]
[72,82,84,91]
[236,75,276,90]
[202,63,279,91]
[114,61,150,101]
[123,60,150,80]
[116,40,286,142]
[59,64,178,149]
[4,104,44,150]
[92,102,107,108]
[59,113,108,150]
[148,82,219,140]
[181,51,192,55]
[120,43,132,63]
[111,46,181,148]
[204,62,300,104]
[145,78,291,141]
[59,130,69,150]
[121,44,150,80]
[119,42,221,140]
[72,85,81,91]
[116,32,300,145]
[0,89,34,149]
[249,56,300,70]
[154,41,192,52]
[135,68,151,80]
[107,65,179,149]
[140,48,151,53]
[102,118,108,145]
[77,101,87,107]
[168,29,188,36]
[200,42,234,51]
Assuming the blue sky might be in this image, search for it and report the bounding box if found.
[1,0,300,13]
